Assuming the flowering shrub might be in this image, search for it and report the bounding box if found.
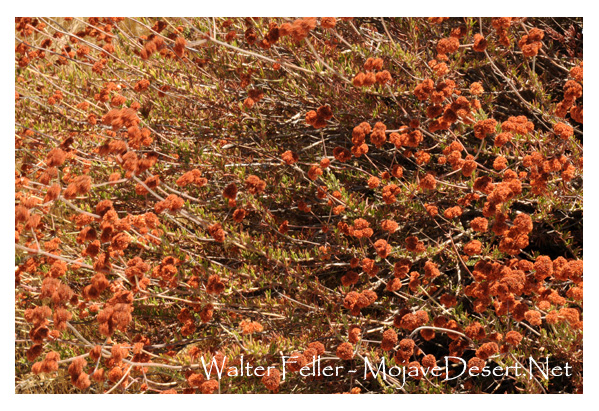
[15,17,582,394]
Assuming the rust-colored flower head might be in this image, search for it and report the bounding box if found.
[336,342,354,360]
[262,368,281,392]
[245,175,266,195]
[281,150,299,165]
[381,328,398,351]
[373,239,391,259]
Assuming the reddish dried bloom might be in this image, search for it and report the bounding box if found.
[382,184,401,204]
[425,204,438,217]
[436,37,460,58]
[333,147,351,162]
[262,368,281,392]
[440,294,457,308]
[474,119,498,139]
[465,322,486,340]
[419,173,437,190]
[321,17,337,29]
[245,175,266,195]
[381,328,398,351]
[363,72,376,86]
[206,274,225,295]
[405,236,425,253]
[444,206,462,219]
[200,380,219,394]
[352,72,365,87]
[505,331,523,346]
[173,36,186,58]
[414,78,435,101]
[399,310,428,331]
[281,150,299,165]
[494,132,513,147]
[308,165,323,180]
[373,239,391,258]
[386,277,402,292]
[519,28,544,57]
[554,122,574,140]
[200,304,214,323]
[381,219,398,233]
[524,310,542,326]
[473,34,488,52]
[464,240,482,256]
[468,357,486,374]
[341,271,359,287]
[367,176,380,188]
[375,70,392,85]
[336,342,354,360]
[232,208,246,223]
[46,148,66,167]
[133,79,150,93]
[240,319,264,335]
[176,169,207,188]
[360,258,378,277]
[223,183,238,200]
[349,218,373,239]
[534,255,553,281]
[470,82,484,95]
[348,325,361,344]
[475,342,499,360]
[493,156,508,171]
[502,115,534,135]
[307,341,325,356]
[424,261,440,278]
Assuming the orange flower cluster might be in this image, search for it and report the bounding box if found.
[261,368,281,392]
[63,175,91,199]
[556,63,583,122]
[347,218,373,238]
[306,105,333,129]
[139,35,165,60]
[373,239,391,258]
[501,115,534,135]
[97,290,133,336]
[405,236,426,253]
[343,289,377,316]
[397,310,429,331]
[353,57,392,87]
[208,223,226,242]
[381,219,398,233]
[154,194,185,214]
[350,121,371,157]
[518,28,544,57]
[370,122,387,148]
[473,118,498,139]
[243,89,264,109]
[382,184,401,204]
[381,328,398,351]
[278,18,317,43]
[436,36,460,61]
[320,17,337,29]
[281,150,299,165]
[245,174,266,195]
[341,270,359,286]
[176,169,207,188]
[492,18,513,46]
[473,34,488,52]
[32,351,60,375]
[240,319,264,334]
[394,338,415,364]
[206,274,225,295]
[178,307,196,336]
[336,342,354,360]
